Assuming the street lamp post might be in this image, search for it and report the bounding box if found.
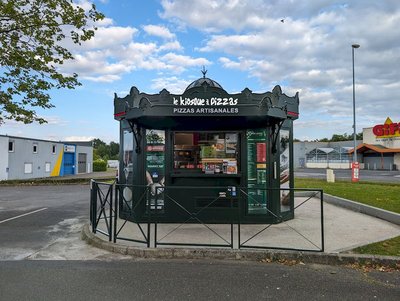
[351,44,360,182]
[352,44,360,163]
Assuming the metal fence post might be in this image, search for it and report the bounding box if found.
[151,187,155,248]
[320,189,325,252]
[91,180,97,233]
[108,184,113,242]
[113,182,118,243]
[237,190,241,249]
[230,194,234,249]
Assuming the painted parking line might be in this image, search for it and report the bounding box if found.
[0,208,48,225]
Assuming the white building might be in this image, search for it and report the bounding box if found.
[350,117,400,170]
[0,135,93,181]
[294,117,400,170]
[293,140,361,169]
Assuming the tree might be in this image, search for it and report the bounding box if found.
[109,141,119,159]
[91,138,120,161]
[0,0,104,124]
[92,138,106,149]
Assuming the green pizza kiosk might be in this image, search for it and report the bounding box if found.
[114,72,299,224]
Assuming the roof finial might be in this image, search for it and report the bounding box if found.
[201,66,207,78]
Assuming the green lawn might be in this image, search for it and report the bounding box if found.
[295,178,400,257]
[295,178,400,214]
[352,236,400,257]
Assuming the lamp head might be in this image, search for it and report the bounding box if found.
[352,44,360,48]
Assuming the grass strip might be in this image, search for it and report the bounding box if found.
[352,236,400,257]
[0,177,115,186]
[295,178,400,214]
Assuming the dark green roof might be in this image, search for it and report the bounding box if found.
[185,77,223,91]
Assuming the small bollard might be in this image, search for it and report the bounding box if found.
[326,168,335,183]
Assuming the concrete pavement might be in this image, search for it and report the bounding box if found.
[85,195,400,265]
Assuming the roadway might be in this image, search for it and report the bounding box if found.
[0,184,399,300]
[0,259,399,300]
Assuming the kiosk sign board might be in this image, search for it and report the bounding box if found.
[172,96,239,115]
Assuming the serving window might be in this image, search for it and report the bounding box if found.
[173,132,239,174]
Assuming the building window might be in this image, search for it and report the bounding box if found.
[173,132,239,174]
[24,163,33,174]
[33,143,38,154]
[8,141,14,152]
[52,145,56,154]
[45,162,51,173]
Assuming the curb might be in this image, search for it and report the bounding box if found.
[295,192,400,225]
[81,224,399,268]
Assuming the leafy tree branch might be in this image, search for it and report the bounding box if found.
[0,0,104,124]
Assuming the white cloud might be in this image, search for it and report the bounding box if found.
[76,26,138,50]
[143,24,176,39]
[73,0,94,11]
[64,136,95,142]
[95,17,114,26]
[158,1,400,139]
[159,40,183,51]
[81,74,122,82]
[162,53,210,67]
[56,11,212,83]
[49,1,400,140]
[150,76,192,94]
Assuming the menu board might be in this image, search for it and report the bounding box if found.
[256,143,266,162]
[246,130,267,214]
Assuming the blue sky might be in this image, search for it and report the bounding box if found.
[1,0,400,142]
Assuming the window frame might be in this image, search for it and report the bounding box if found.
[33,143,38,154]
[24,162,33,174]
[172,131,240,174]
[45,162,51,173]
[8,140,15,152]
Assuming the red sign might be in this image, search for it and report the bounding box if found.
[351,162,359,182]
[372,118,400,137]
[256,143,266,162]
[146,145,164,152]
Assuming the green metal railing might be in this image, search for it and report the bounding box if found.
[89,180,324,252]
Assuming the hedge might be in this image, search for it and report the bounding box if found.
[93,160,107,172]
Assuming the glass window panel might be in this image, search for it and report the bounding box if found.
[146,130,165,210]
[173,132,239,174]
[122,129,134,211]
[122,129,133,181]
[8,141,14,152]
[280,129,291,213]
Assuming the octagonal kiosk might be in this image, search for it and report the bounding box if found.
[114,75,299,224]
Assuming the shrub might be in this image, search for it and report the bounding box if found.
[93,160,107,172]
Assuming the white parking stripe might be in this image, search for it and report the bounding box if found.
[0,208,48,224]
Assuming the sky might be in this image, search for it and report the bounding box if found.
[1,0,400,143]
